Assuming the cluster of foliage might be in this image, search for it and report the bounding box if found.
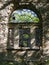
[10,10,39,23]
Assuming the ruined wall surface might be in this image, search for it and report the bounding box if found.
[0,0,49,64]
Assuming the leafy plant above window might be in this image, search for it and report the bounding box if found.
[10,9,39,23]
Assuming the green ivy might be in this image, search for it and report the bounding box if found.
[23,41,27,47]
[23,34,29,39]
[10,13,39,23]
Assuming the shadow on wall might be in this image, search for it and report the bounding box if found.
[0,50,41,65]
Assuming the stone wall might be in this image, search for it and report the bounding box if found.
[0,0,49,64]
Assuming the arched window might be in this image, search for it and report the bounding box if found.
[7,3,42,49]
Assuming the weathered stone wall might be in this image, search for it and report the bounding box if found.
[0,0,49,64]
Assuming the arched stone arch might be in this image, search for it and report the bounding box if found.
[9,2,43,24]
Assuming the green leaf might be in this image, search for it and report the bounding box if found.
[23,34,29,39]
[23,41,27,46]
